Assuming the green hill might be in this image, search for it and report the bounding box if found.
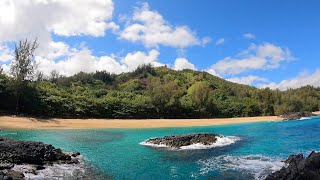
[0,65,319,119]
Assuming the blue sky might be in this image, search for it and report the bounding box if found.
[0,0,320,90]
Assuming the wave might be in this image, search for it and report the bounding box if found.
[11,155,89,180]
[0,132,18,135]
[299,117,312,120]
[198,155,284,179]
[140,136,241,150]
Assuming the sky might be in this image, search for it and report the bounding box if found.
[0,0,320,90]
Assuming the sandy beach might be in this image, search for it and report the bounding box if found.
[0,115,285,129]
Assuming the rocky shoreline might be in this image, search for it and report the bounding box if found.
[281,112,318,120]
[0,137,81,180]
[266,151,320,180]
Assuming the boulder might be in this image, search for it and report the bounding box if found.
[266,151,320,180]
[281,112,317,120]
[0,137,82,179]
[145,133,220,148]
[0,137,75,165]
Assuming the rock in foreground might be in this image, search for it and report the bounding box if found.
[142,133,240,149]
[0,137,81,180]
[281,112,317,120]
[266,151,320,180]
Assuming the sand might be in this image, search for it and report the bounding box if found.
[314,111,320,115]
[0,115,284,130]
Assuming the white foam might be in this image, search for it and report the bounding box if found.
[0,132,18,135]
[140,136,240,150]
[180,136,240,150]
[139,141,168,148]
[198,155,284,180]
[299,117,312,120]
[12,155,87,180]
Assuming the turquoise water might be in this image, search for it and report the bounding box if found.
[1,117,320,179]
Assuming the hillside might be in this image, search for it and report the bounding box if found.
[0,65,319,119]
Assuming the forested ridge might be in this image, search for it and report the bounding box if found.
[1,64,319,119]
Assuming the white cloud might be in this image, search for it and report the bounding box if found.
[34,42,166,76]
[121,49,160,71]
[215,38,225,46]
[243,33,255,39]
[260,69,320,90]
[210,43,294,75]
[0,0,116,53]
[1,64,10,74]
[173,58,197,71]
[205,68,222,78]
[36,47,127,76]
[120,3,209,48]
[0,43,13,62]
[227,75,268,85]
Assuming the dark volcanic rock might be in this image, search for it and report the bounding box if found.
[266,151,320,180]
[0,137,74,165]
[0,137,81,180]
[145,133,220,148]
[281,112,317,120]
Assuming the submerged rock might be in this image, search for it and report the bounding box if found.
[144,133,221,148]
[0,137,81,180]
[266,151,320,180]
[281,112,317,120]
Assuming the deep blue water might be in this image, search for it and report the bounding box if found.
[1,117,320,179]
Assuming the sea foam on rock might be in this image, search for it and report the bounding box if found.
[140,133,240,150]
[281,112,317,120]
[0,137,82,180]
[266,151,320,180]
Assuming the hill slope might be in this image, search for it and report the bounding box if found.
[0,65,319,119]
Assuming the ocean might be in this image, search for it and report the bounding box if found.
[1,117,320,179]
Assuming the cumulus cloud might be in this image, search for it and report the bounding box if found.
[243,33,255,39]
[36,48,125,76]
[120,3,209,48]
[33,42,165,76]
[205,68,222,78]
[0,43,13,62]
[210,43,294,75]
[0,0,116,54]
[121,49,160,71]
[215,38,225,46]
[172,58,197,71]
[260,69,320,90]
[227,75,268,85]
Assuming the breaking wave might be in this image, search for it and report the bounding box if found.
[198,155,284,179]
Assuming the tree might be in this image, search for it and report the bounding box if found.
[49,70,60,83]
[10,39,39,113]
[0,66,3,75]
[147,77,181,118]
[185,81,216,117]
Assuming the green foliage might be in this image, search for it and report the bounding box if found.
[0,66,319,118]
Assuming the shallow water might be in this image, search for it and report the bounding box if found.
[1,117,320,179]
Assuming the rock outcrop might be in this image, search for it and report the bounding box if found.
[281,112,317,120]
[145,133,220,148]
[266,151,320,180]
[0,137,81,180]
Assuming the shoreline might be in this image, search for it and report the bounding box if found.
[0,115,284,130]
[0,111,319,130]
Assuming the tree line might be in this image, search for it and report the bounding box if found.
[0,39,319,119]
